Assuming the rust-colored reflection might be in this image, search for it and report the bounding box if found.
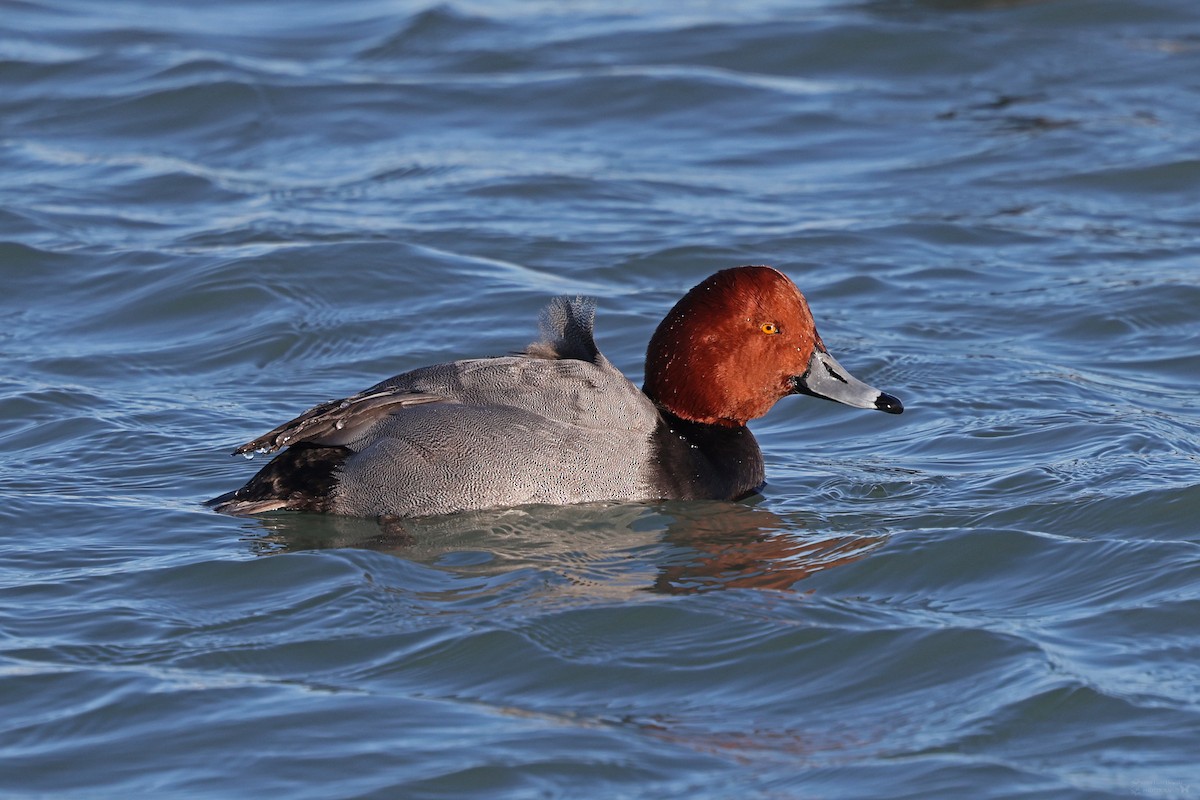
[651,503,886,594]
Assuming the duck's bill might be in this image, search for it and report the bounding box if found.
[792,347,903,414]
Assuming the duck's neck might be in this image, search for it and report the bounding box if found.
[641,376,748,429]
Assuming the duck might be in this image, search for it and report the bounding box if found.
[208,265,903,519]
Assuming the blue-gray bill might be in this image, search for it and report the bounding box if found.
[793,347,904,415]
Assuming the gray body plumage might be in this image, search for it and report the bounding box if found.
[215,297,665,518]
[334,350,661,517]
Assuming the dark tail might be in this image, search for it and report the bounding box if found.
[207,443,351,516]
[525,296,601,363]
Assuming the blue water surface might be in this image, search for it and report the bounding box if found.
[2,1,1200,798]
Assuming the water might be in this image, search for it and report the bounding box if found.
[3,0,1199,797]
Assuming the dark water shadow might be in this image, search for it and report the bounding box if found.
[239,500,888,595]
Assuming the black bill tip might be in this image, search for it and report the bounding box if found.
[875,392,904,414]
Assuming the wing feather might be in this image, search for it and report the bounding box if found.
[232,389,453,456]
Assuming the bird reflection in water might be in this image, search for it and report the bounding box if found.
[239,500,888,595]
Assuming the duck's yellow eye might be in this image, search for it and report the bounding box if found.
[760,322,779,335]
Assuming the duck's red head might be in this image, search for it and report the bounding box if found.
[644,266,902,427]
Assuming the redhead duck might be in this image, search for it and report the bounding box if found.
[209,266,902,518]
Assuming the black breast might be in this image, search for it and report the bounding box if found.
[647,411,766,501]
